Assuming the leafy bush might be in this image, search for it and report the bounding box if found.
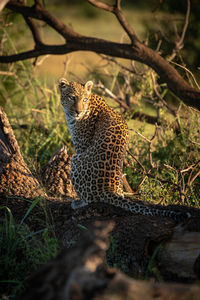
[126,107,200,207]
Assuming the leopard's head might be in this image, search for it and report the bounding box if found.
[58,78,93,119]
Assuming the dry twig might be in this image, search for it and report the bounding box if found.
[127,127,200,204]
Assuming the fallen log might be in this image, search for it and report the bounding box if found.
[59,202,200,281]
[158,226,200,280]
[19,221,200,300]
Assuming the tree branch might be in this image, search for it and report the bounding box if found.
[23,16,43,48]
[0,0,9,12]
[88,0,114,12]
[1,0,200,110]
[88,0,140,44]
[168,0,191,61]
[6,0,81,40]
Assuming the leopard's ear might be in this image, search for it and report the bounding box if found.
[58,78,69,89]
[85,81,93,94]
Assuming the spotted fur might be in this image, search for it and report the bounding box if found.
[59,78,190,221]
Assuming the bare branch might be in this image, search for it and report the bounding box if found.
[6,0,81,40]
[179,15,188,42]
[23,17,43,48]
[0,70,15,76]
[151,72,178,117]
[170,61,200,90]
[127,129,200,204]
[88,0,141,44]
[88,0,113,12]
[127,150,145,172]
[99,54,138,75]
[187,160,200,186]
[1,0,200,110]
[96,81,129,110]
[168,0,191,61]
[113,1,140,44]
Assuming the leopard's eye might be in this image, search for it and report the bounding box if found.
[83,97,88,102]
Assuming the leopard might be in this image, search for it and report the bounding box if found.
[58,78,190,221]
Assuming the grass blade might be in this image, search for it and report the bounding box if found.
[19,197,40,227]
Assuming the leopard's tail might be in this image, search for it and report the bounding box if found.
[99,192,191,222]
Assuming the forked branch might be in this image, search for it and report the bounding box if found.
[168,0,191,61]
[23,16,43,49]
[88,0,140,44]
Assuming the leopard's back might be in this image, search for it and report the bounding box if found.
[69,92,129,199]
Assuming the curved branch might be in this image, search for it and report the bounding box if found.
[6,0,81,40]
[1,0,200,111]
[24,16,43,48]
[168,0,191,61]
[88,0,114,12]
[178,0,190,47]
[0,0,9,12]
[88,0,140,44]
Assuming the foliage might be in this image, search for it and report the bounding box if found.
[0,64,73,170]
[126,108,200,207]
[0,200,59,299]
[145,243,163,281]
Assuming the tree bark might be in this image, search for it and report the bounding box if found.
[42,145,76,198]
[158,228,200,280]
[0,106,45,198]
[19,221,200,300]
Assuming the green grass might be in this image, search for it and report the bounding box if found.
[1,65,73,168]
[0,199,59,299]
[126,108,200,207]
